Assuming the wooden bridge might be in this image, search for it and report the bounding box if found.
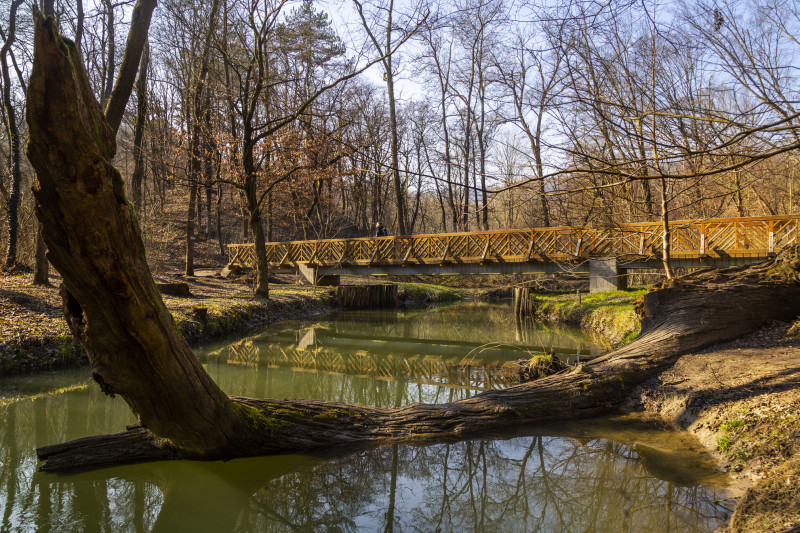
[227,215,799,291]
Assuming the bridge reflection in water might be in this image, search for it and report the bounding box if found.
[201,304,605,394]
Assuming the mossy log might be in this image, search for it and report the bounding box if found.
[35,248,800,472]
[25,14,800,474]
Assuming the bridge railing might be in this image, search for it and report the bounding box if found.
[228,214,799,268]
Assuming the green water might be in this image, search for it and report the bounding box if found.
[0,302,732,532]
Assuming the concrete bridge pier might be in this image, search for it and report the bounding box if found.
[298,264,340,286]
[589,257,627,293]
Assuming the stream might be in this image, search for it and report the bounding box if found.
[0,302,733,532]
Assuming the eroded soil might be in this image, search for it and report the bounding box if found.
[637,322,800,532]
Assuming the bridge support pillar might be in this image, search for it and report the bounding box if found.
[298,264,340,286]
[589,257,627,293]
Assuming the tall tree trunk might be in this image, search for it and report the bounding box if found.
[185,184,196,276]
[1,0,23,271]
[104,0,157,135]
[184,0,223,276]
[204,91,214,239]
[130,40,149,212]
[385,56,406,235]
[243,129,270,299]
[75,0,84,50]
[636,119,655,219]
[216,183,225,257]
[32,218,49,286]
[354,0,406,235]
[659,177,674,279]
[26,13,264,461]
[101,0,115,105]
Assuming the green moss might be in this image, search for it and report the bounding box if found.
[397,282,467,303]
[721,419,746,433]
[718,435,733,451]
[233,403,293,435]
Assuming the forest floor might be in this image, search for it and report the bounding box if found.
[0,270,798,530]
[0,270,337,374]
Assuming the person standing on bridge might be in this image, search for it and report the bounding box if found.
[375,222,388,237]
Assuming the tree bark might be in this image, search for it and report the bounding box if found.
[185,183,197,276]
[101,0,115,105]
[103,0,157,135]
[130,40,148,212]
[26,12,264,461]
[659,176,674,279]
[25,13,800,475]
[1,0,23,271]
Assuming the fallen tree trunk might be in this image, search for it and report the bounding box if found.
[26,14,800,473]
[36,249,800,472]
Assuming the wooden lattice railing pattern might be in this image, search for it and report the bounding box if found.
[228,215,799,268]
[220,341,521,391]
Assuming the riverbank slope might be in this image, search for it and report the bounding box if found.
[0,272,338,374]
[635,321,800,532]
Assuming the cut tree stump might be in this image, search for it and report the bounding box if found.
[335,284,397,309]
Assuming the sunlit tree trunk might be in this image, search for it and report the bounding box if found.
[130,40,149,212]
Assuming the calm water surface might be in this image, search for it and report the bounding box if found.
[0,302,732,532]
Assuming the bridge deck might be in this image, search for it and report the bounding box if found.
[228,215,799,273]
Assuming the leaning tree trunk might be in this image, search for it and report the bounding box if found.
[26,14,800,475]
[26,13,267,459]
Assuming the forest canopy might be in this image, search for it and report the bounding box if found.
[2,0,800,276]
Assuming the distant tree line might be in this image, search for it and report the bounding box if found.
[3,0,800,283]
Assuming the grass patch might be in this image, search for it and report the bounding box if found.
[529,288,646,346]
[720,419,747,433]
[396,282,467,303]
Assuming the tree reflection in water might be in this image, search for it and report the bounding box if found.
[1,387,732,532]
[1,303,731,532]
[237,435,730,532]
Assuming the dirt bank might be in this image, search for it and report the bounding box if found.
[529,289,645,347]
[635,321,800,532]
[0,272,336,374]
